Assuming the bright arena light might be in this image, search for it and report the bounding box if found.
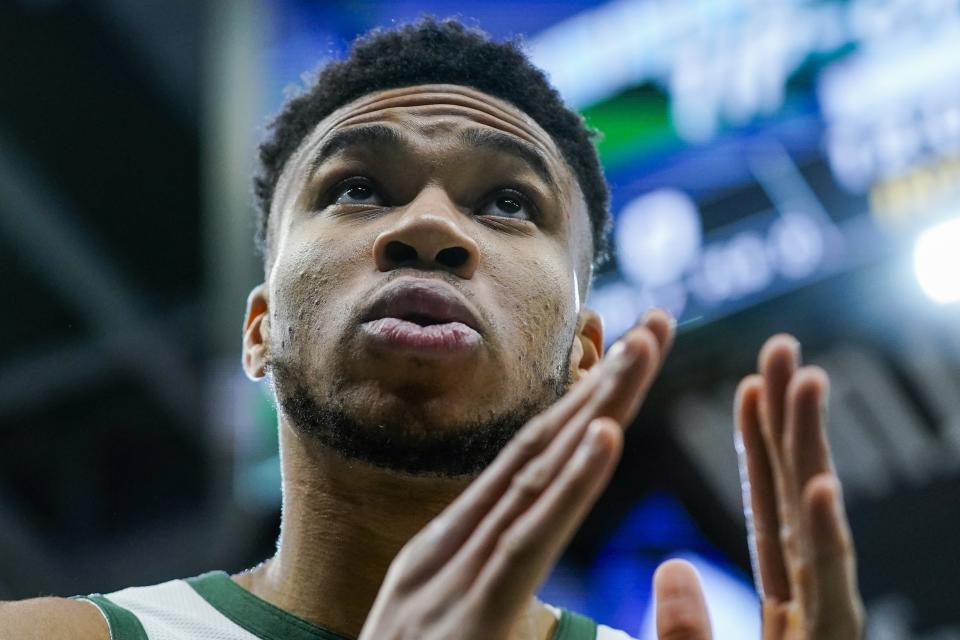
[913,218,960,304]
[914,217,960,304]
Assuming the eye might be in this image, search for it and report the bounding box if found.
[330,178,383,206]
[478,189,536,220]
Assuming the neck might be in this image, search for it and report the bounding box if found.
[232,419,557,640]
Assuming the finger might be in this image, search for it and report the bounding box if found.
[450,322,659,580]
[434,408,597,590]
[780,366,833,615]
[472,312,665,492]
[654,559,712,640]
[785,366,831,496]
[439,407,612,588]
[757,336,804,566]
[573,322,662,430]
[736,374,791,602]
[758,334,801,459]
[804,474,864,638]
[760,601,793,640]
[397,317,667,582]
[469,418,622,627]
[642,307,676,360]
[782,363,848,629]
[440,329,660,587]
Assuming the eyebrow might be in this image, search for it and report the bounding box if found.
[309,123,558,190]
[309,124,408,176]
[455,127,558,190]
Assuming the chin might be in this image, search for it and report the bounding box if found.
[351,335,491,377]
[342,380,503,430]
[343,350,498,399]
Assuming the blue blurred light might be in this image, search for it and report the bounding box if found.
[768,213,825,280]
[615,189,702,289]
[560,492,758,636]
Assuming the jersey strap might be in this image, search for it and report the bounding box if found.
[72,594,148,640]
[186,571,347,640]
[553,608,598,640]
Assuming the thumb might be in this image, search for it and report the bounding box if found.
[654,559,712,640]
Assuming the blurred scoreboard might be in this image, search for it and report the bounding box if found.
[533,0,960,339]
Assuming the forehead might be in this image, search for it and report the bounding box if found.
[317,84,560,157]
[279,84,575,193]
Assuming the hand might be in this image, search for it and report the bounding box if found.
[653,335,865,639]
[359,311,676,640]
[739,335,864,638]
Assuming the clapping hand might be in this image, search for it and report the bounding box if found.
[654,335,865,639]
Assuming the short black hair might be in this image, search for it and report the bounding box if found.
[254,17,610,267]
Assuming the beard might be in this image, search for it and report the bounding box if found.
[268,355,571,478]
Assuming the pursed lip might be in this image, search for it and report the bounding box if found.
[359,278,483,333]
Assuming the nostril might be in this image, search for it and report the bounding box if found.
[436,246,469,269]
[385,241,418,264]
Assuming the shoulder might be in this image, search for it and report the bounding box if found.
[0,596,110,640]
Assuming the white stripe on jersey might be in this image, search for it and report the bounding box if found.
[596,623,638,640]
[106,578,261,640]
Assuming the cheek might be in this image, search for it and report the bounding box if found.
[268,222,370,355]
[485,243,576,371]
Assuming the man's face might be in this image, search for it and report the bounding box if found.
[247,83,601,475]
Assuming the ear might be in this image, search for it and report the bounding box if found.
[242,283,270,380]
[569,307,604,382]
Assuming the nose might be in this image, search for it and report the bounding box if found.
[372,188,480,279]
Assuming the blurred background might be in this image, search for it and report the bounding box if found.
[2,0,960,637]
